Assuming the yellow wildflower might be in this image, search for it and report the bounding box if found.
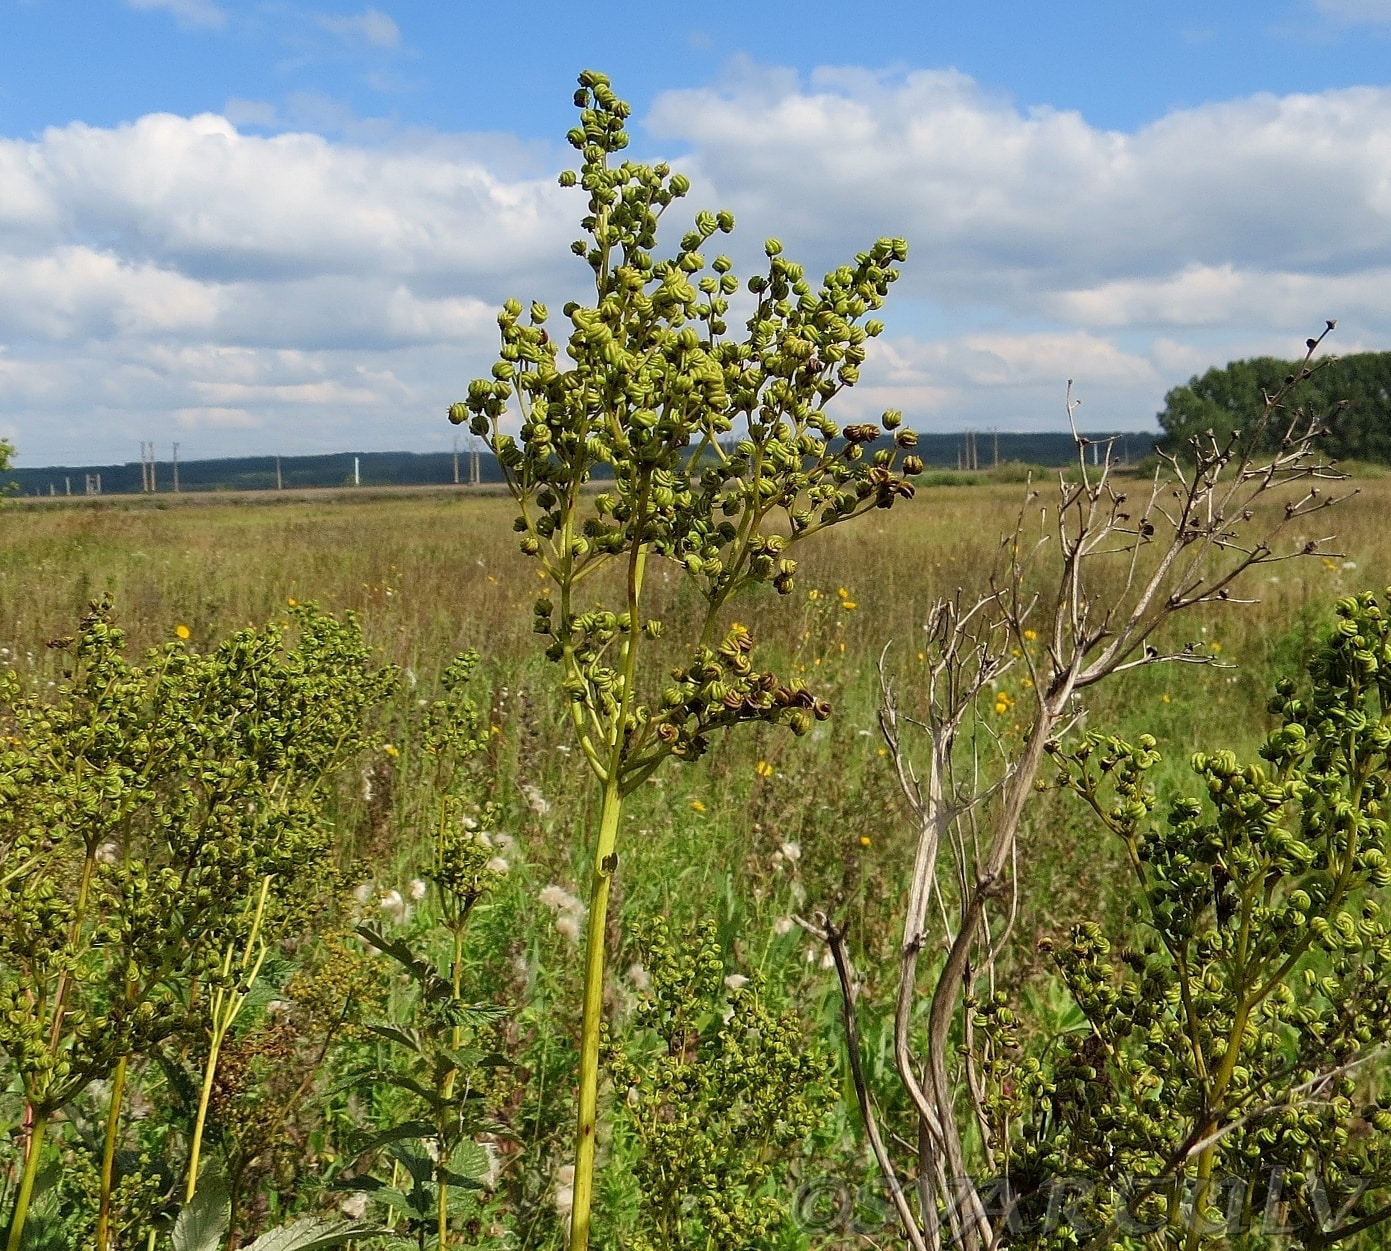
[756,760,775,779]
[1022,628,1038,641]
[383,744,399,758]
[690,799,707,813]
[841,600,857,611]
[286,597,298,607]
[174,624,191,641]
[859,835,872,848]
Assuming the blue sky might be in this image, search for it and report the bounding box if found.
[4,0,1391,464]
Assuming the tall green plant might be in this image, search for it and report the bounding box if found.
[0,598,395,1250]
[980,590,1391,1247]
[451,69,921,1249]
[607,917,832,1250]
[341,651,510,1248]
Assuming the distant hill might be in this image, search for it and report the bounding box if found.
[8,432,1153,497]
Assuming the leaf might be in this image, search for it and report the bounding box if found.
[433,999,508,1027]
[363,1022,423,1053]
[373,1185,435,1220]
[350,1119,437,1155]
[355,925,444,991]
[386,1140,436,1187]
[242,1217,388,1251]
[172,1174,232,1251]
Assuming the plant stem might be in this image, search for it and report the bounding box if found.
[569,772,624,1251]
[438,922,466,1251]
[6,1111,47,1251]
[95,1054,129,1251]
[186,874,272,1202]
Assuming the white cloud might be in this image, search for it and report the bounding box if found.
[174,406,258,429]
[0,112,578,461]
[846,332,1162,433]
[648,67,1391,330]
[315,7,401,48]
[5,63,1391,465]
[127,0,227,31]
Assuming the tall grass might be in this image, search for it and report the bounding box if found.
[2,475,1387,1245]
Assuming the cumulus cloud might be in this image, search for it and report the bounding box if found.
[127,0,227,31]
[0,112,580,460]
[4,63,1391,464]
[648,66,1391,323]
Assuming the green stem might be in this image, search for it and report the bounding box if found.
[438,922,466,1251]
[568,773,624,1251]
[6,1112,47,1251]
[187,979,229,1202]
[186,875,272,1203]
[95,1053,129,1251]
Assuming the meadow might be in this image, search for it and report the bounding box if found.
[1,471,1388,1248]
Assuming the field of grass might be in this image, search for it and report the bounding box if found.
[2,472,1389,1247]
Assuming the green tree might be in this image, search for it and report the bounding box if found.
[1155,338,1391,463]
[452,69,921,1250]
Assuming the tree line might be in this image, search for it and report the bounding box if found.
[1158,347,1391,461]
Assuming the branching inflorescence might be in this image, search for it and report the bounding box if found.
[451,68,922,1249]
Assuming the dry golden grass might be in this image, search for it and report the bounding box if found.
[3,474,1384,678]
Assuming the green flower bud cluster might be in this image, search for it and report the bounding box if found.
[605,916,832,1249]
[0,596,396,1117]
[649,623,830,764]
[985,590,1391,1246]
[449,73,920,784]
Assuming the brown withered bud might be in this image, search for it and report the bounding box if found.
[723,689,745,709]
[843,423,881,444]
[656,723,680,744]
[903,455,924,475]
[795,689,816,710]
[813,698,834,721]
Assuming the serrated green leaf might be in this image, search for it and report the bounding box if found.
[351,1119,437,1155]
[386,1140,436,1187]
[364,1022,424,1053]
[172,1174,231,1251]
[242,1217,387,1251]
